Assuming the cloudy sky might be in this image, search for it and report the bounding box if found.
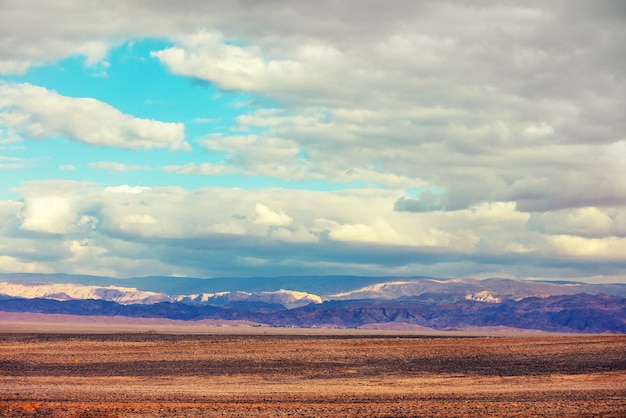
[0,1,625,282]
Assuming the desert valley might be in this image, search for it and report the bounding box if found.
[1,274,625,416]
[0,330,624,417]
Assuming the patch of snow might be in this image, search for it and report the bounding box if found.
[330,281,413,298]
[175,289,322,308]
[464,291,501,303]
[427,278,468,284]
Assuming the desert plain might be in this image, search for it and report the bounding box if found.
[0,317,625,417]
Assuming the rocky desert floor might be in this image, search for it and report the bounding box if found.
[0,331,624,417]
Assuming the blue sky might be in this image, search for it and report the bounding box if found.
[2,39,275,193]
[2,38,362,196]
[0,1,625,282]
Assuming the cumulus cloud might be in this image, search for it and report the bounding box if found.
[0,180,622,280]
[16,181,95,235]
[546,235,626,261]
[0,255,53,274]
[0,1,624,281]
[0,83,188,150]
[152,31,287,94]
[148,2,625,215]
[19,196,76,234]
[152,31,351,105]
[528,207,626,238]
[199,133,307,180]
[254,203,293,227]
[2,3,624,211]
[323,221,383,243]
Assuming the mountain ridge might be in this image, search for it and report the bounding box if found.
[1,273,625,299]
[1,274,625,334]
[1,293,624,334]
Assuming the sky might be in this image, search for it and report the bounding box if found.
[0,1,625,283]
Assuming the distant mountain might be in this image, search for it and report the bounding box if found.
[329,277,626,302]
[0,282,322,309]
[0,294,624,334]
[1,274,625,333]
[0,282,170,305]
[1,273,625,300]
[272,294,626,333]
[175,289,322,309]
[0,273,389,295]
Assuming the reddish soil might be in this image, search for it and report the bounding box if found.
[0,333,624,417]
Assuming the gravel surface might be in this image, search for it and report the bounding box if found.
[0,334,625,417]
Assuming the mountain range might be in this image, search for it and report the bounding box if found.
[0,274,625,333]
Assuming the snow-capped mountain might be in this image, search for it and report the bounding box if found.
[1,275,625,333]
[176,289,322,309]
[327,277,626,302]
[0,282,322,309]
[2,276,626,307]
[0,282,171,305]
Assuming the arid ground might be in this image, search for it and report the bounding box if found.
[0,325,624,417]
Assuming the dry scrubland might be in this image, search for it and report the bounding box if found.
[0,331,625,417]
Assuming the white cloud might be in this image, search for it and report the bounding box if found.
[118,214,159,235]
[66,239,108,260]
[0,2,624,281]
[20,195,76,234]
[529,207,626,238]
[162,162,234,175]
[192,117,221,124]
[145,3,624,215]
[0,30,111,75]
[0,181,623,280]
[523,122,554,138]
[546,235,626,260]
[254,203,293,227]
[152,31,332,101]
[199,133,307,180]
[1,4,623,209]
[318,219,404,245]
[0,83,188,151]
[0,255,53,274]
[0,156,29,169]
[89,162,150,172]
[104,185,151,194]
[122,214,158,225]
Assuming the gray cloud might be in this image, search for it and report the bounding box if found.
[1,1,625,281]
[0,180,623,281]
[528,207,626,239]
[394,192,447,213]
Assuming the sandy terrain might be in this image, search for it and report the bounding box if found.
[0,312,557,336]
[0,329,624,417]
